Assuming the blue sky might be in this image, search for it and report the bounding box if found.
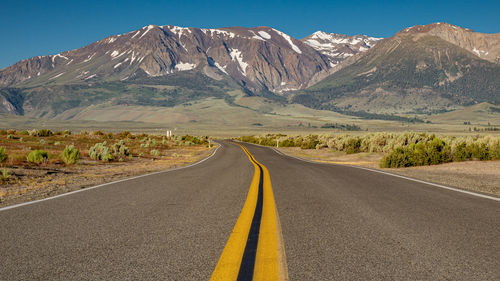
[1,0,499,69]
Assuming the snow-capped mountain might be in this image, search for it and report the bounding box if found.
[301,31,382,67]
[293,23,500,115]
[0,25,333,94]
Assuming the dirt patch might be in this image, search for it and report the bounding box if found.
[277,147,500,197]
[0,146,213,207]
[277,147,382,168]
[386,161,500,196]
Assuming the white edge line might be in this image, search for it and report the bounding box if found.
[0,144,222,212]
[238,142,500,202]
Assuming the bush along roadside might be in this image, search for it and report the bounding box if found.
[237,133,500,168]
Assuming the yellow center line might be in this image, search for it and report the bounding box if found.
[211,144,283,281]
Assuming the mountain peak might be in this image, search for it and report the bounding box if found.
[302,31,382,67]
[398,22,473,35]
[395,22,500,63]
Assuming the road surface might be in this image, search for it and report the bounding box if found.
[1,141,499,280]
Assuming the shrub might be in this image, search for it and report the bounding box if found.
[453,142,472,161]
[345,137,361,154]
[18,130,29,135]
[469,143,490,160]
[1,168,10,183]
[150,149,160,156]
[7,134,14,139]
[61,145,80,165]
[38,129,53,137]
[55,130,71,136]
[89,142,113,162]
[380,137,452,168]
[0,147,7,163]
[119,131,132,138]
[111,140,130,157]
[27,150,49,164]
[380,147,415,168]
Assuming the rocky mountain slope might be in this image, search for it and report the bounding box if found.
[0,25,333,94]
[0,24,378,118]
[292,23,500,115]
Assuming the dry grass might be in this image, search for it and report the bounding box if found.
[0,130,213,207]
[277,147,500,197]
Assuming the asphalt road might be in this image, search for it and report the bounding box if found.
[1,141,499,280]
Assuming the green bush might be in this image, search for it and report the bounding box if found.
[380,147,415,168]
[7,134,14,139]
[18,130,29,135]
[345,138,361,154]
[150,149,160,156]
[38,129,53,137]
[111,140,130,157]
[89,142,113,162]
[380,137,452,168]
[1,168,10,183]
[453,142,472,161]
[0,147,7,163]
[469,143,490,160]
[27,150,49,164]
[181,135,209,145]
[61,145,80,165]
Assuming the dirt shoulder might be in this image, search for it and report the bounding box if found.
[276,147,500,197]
[1,144,214,208]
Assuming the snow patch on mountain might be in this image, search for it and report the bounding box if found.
[272,29,302,54]
[51,54,69,63]
[230,49,248,75]
[49,72,65,80]
[167,26,192,38]
[83,53,96,62]
[249,31,265,41]
[258,31,271,39]
[204,29,236,38]
[214,62,228,75]
[131,30,141,39]
[139,25,155,39]
[175,62,196,71]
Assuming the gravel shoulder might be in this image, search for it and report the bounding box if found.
[276,147,500,197]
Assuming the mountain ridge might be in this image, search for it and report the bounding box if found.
[291,22,500,115]
[1,22,499,123]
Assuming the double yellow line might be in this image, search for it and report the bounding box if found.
[211,144,286,281]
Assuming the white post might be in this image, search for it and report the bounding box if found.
[276,138,279,148]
